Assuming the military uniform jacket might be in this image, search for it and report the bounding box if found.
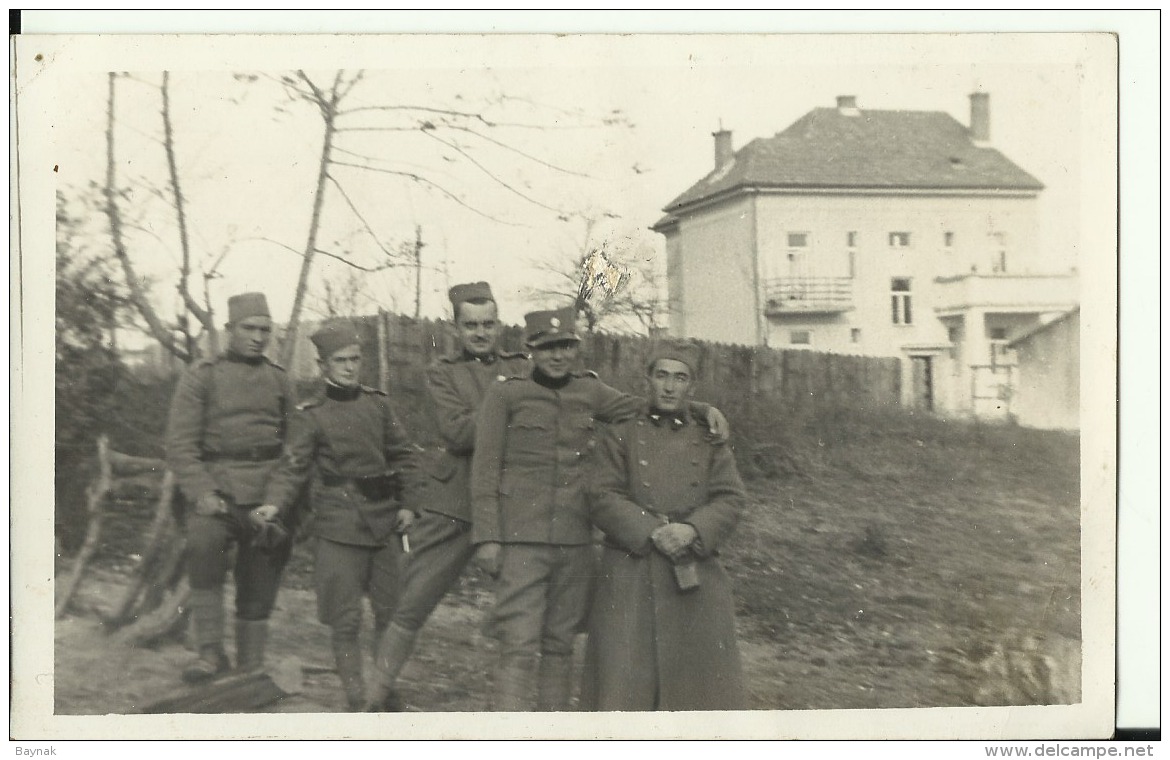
[470,373,713,546]
[588,408,745,556]
[423,349,530,522]
[266,384,415,547]
[165,352,292,508]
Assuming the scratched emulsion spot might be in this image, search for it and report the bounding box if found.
[578,247,631,305]
[35,54,43,62]
[53,165,58,173]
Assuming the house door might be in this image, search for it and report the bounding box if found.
[911,356,934,411]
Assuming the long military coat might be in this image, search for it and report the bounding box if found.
[580,408,748,712]
[422,349,530,522]
[265,384,414,546]
[165,352,292,509]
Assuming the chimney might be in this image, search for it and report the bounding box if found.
[969,91,990,143]
[836,95,860,116]
[713,127,733,170]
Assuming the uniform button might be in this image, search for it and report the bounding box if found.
[642,482,651,488]
[639,459,649,467]
[638,440,646,445]
[691,481,700,486]
[691,460,699,465]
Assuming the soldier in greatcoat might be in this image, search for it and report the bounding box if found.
[469,309,730,711]
[581,340,748,711]
[262,320,416,710]
[364,282,529,711]
[165,292,295,683]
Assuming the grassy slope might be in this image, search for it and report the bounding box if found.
[55,406,1081,714]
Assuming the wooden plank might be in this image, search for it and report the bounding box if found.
[56,436,112,619]
[137,657,304,714]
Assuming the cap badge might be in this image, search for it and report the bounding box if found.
[550,317,560,328]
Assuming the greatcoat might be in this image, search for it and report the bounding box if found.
[580,407,748,712]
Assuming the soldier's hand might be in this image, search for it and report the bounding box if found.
[394,508,415,534]
[651,523,698,558]
[248,504,280,529]
[705,406,731,444]
[473,542,503,579]
[195,492,229,516]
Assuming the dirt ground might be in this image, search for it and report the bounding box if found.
[54,424,1081,717]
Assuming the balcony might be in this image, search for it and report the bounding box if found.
[933,273,1079,317]
[764,277,853,315]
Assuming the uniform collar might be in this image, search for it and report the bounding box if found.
[646,405,690,430]
[461,348,498,364]
[324,381,361,402]
[223,349,267,366]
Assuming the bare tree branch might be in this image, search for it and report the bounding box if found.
[418,129,564,213]
[103,72,191,363]
[330,159,527,227]
[325,174,415,262]
[443,124,593,178]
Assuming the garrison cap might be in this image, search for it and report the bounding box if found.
[227,292,271,323]
[647,339,702,375]
[524,307,580,348]
[311,320,363,359]
[448,281,495,309]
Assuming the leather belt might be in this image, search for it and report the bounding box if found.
[201,444,282,462]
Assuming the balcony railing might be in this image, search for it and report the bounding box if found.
[764,277,853,314]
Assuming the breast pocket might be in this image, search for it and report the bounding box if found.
[505,417,550,457]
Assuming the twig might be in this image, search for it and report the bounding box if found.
[418,130,564,213]
[56,436,113,619]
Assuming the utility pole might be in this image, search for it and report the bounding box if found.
[414,224,424,320]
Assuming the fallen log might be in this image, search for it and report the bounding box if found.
[56,436,113,619]
[137,656,304,714]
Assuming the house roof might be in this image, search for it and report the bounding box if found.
[663,107,1044,214]
[1006,306,1080,348]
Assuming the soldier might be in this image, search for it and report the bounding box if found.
[165,292,294,683]
[469,308,730,711]
[581,340,748,711]
[262,320,417,711]
[364,282,529,711]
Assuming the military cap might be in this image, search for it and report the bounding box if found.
[448,281,495,308]
[227,292,271,323]
[647,339,703,375]
[524,307,580,348]
[311,320,363,359]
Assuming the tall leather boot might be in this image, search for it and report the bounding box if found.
[332,633,366,712]
[235,619,269,672]
[536,653,575,712]
[183,589,230,683]
[364,623,417,712]
[491,652,539,712]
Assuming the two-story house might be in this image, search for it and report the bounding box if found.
[652,93,1078,418]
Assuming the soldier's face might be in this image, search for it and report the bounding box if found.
[532,340,579,379]
[647,359,694,412]
[320,344,363,388]
[227,316,273,358]
[456,301,501,358]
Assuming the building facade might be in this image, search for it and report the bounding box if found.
[653,94,1078,418]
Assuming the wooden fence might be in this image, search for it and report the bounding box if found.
[286,312,901,422]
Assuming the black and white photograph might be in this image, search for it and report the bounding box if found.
[12,18,1132,742]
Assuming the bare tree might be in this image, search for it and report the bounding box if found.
[528,214,671,335]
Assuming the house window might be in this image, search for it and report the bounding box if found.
[990,232,1007,273]
[847,231,858,248]
[988,327,1012,366]
[786,232,809,264]
[850,328,861,343]
[947,326,961,343]
[790,330,812,346]
[944,231,954,247]
[848,250,857,278]
[888,232,911,248]
[891,277,913,325]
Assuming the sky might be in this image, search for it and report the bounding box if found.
[42,33,1102,335]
